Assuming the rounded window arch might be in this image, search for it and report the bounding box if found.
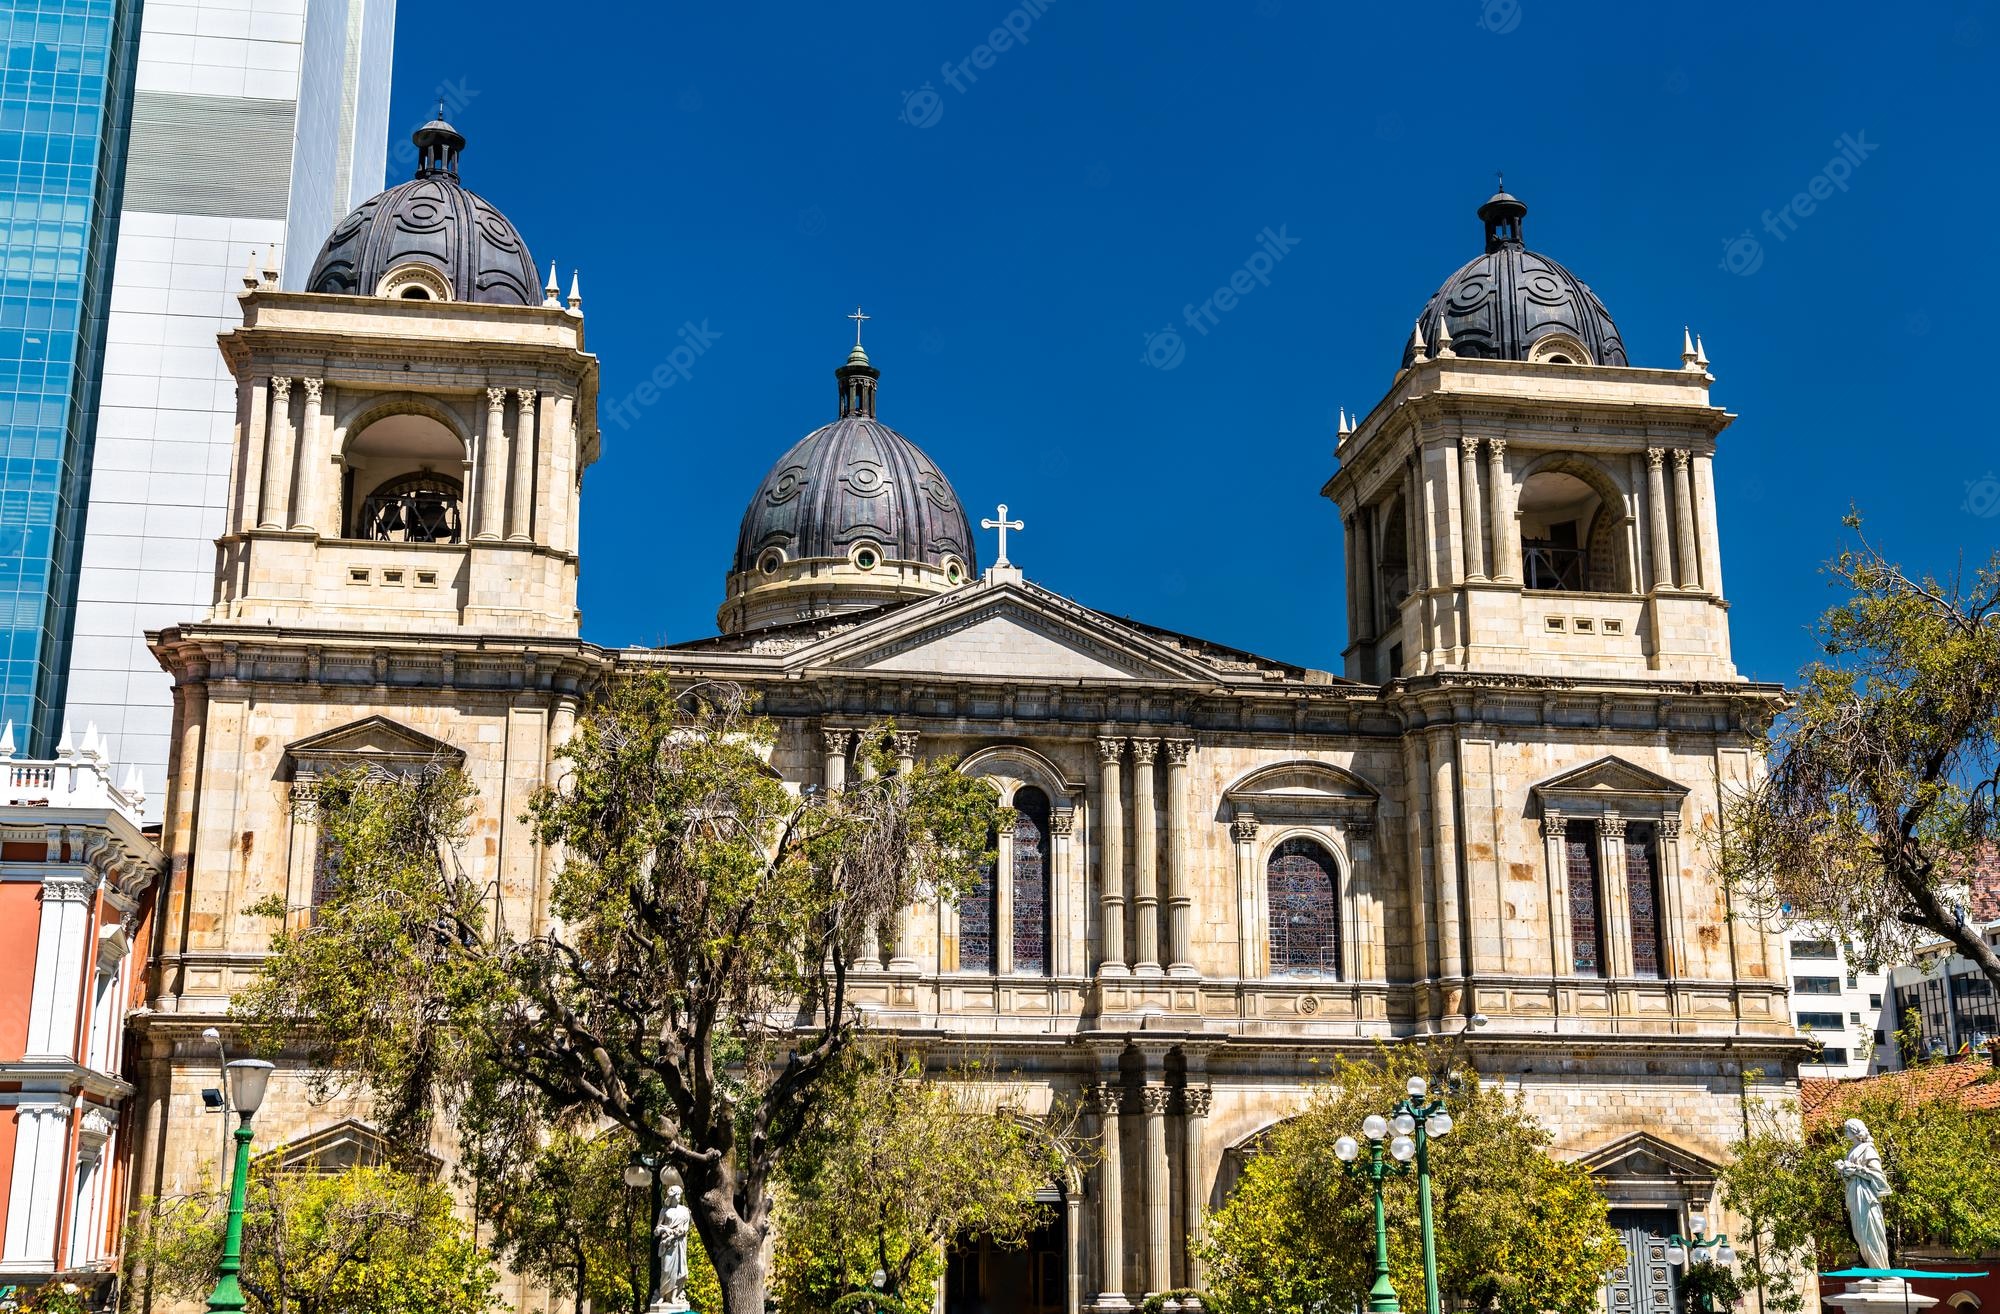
[1517,457,1634,594]
[1267,836,1341,978]
[1010,786,1051,974]
[343,410,468,541]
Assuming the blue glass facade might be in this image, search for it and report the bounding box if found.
[0,0,139,749]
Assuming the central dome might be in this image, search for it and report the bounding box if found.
[306,118,539,305]
[719,343,977,634]
[1403,188,1626,369]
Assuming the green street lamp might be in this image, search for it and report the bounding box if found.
[1391,1075,1456,1314]
[205,1058,275,1314]
[1335,1112,1416,1313]
[622,1152,667,1309]
[1664,1216,1738,1314]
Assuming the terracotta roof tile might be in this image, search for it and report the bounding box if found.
[1802,1059,2000,1130]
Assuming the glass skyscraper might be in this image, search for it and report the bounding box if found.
[0,0,139,750]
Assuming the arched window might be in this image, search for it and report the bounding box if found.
[960,823,998,972]
[1012,787,1051,974]
[358,471,464,543]
[1267,838,1340,978]
[1518,466,1631,593]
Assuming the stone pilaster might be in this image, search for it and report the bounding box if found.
[1141,1081,1172,1298]
[292,378,323,532]
[1646,449,1674,591]
[1051,806,1076,977]
[1541,811,1573,976]
[1181,1083,1212,1291]
[1091,1079,1129,1309]
[509,387,537,542]
[1164,738,1195,976]
[1459,436,1485,579]
[256,376,292,529]
[1487,438,1516,583]
[1672,448,1699,591]
[1096,737,1127,976]
[1231,813,1260,978]
[477,387,508,541]
[1130,738,1161,974]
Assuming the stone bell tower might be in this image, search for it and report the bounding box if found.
[212,116,598,637]
[1324,187,1736,684]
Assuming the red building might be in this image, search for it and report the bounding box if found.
[0,727,161,1303]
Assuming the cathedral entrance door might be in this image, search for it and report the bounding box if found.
[1602,1209,1682,1314]
[942,1211,1065,1314]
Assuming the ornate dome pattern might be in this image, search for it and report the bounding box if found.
[733,414,976,577]
[305,119,539,306]
[1403,189,1627,369]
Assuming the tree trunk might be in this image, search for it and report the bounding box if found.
[684,1166,768,1314]
[712,1243,767,1314]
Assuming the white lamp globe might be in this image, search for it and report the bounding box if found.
[1406,1076,1428,1098]
[1391,1112,1417,1138]
[623,1162,651,1189]
[1427,1112,1454,1138]
[1335,1135,1360,1162]
[1389,1135,1416,1162]
[222,1059,275,1116]
[1362,1114,1389,1141]
[1716,1243,1736,1265]
[1664,1243,1687,1266]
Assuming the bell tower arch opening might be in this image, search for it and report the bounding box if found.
[342,411,468,542]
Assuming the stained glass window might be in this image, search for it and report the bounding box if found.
[960,823,997,972]
[1012,787,1050,974]
[1625,822,1663,979]
[1267,838,1340,978]
[1566,820,1604,976]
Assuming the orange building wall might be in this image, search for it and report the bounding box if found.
[0,878,44,1060]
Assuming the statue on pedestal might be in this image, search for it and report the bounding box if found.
[652,1184,693,1313]
[1837,1117,1892,1270]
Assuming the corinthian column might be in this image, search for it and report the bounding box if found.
[1142,1082,1172,1298]
[477,387,508,541]
[1093,1081,1128,1308]
[256,376,293,529]
[1130,738,1161,974]
[1672,449,1700,591]
[1164,739,1195,975]
[1181,1084,1212,1291]
[890,732,921,972]
[1487,439,1515,582]
[821,729,850,794]
[1459,436,1485,579]
[509,387,537,542]
[1097,737,1128,976]
[1646,449,1674,591]
[291,378,323,532]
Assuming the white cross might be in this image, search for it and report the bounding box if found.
[848,306,870,347]
[981,503,1023,568]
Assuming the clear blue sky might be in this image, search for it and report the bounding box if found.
[384,3,1996,684]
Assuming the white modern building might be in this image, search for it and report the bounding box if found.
[63,0,395,819]
[1781,928,1895,1078]
[1889,921,2000,1062]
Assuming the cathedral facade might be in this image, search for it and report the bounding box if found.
[127,119,1804,1313]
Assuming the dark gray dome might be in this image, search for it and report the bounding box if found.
[305,118,539,305]
[1403,189,1626,369]
[733,409,976,575]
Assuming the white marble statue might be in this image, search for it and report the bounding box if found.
[653,1185,693,1312]
[1838,1117,1892,1270]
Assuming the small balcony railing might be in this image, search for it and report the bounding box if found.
[1524,545,1588,592]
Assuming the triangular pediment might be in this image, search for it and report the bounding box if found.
[1576,1132,1719,1184]
[1531,755,1688,803]
[798,584,1222,683]
[285,715,464,774]
[254,1118,441,1176]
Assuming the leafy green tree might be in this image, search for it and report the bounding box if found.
[770,1044,1075,1312]
[481,1127,648,1314]
[1723,1072,2000,1312]
[123,1165,497,1314]
[1717,525,2000,1001]
[233,675,1000,1314]
[1197,1046,1622,1314]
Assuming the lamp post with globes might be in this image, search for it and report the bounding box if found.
[1391,1076,1456,1314]
[1662,1216,1738,1314]
[205,1059,275,1314]
[623,1152,667,1311]
[1334,1112,1416,1313]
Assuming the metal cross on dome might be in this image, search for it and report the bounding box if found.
[981,503,1023,568]
[848,306,870,347]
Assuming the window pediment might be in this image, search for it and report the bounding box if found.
[284,715,464,781]
[1224,759,1378,826]
[1575,1131,1719,1188]
[1531,755,1687,815]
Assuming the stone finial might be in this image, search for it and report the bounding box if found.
[0,720,14,759]
[1336,407,1349,438]
[242,249,262,290]
[56,721,74,758]
[81,722,102,760]
[260,246,280,288]
[1432,314,1455,359]
[1681,326,1699,370]
[567,271,583,312]
[1694,334,1709,372]
[1408,320,1429,363]
[543,261,560,308]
